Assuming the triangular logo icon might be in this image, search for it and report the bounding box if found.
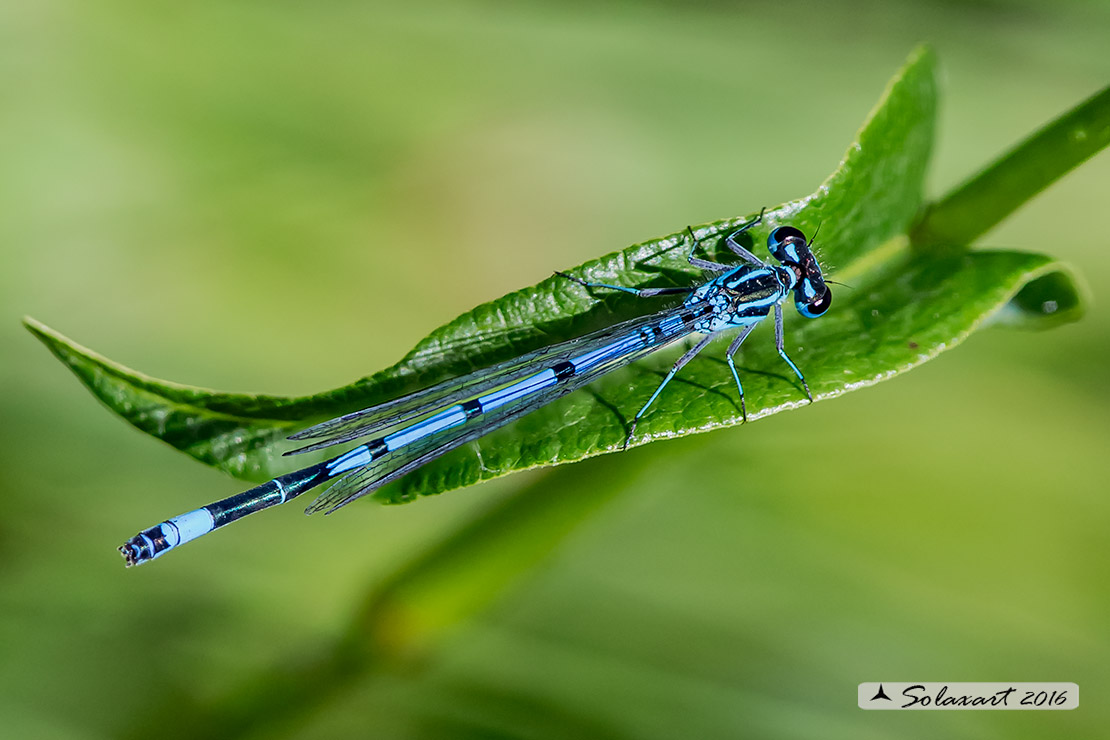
[871,684,892,701]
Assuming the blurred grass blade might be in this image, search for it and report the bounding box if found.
[352,456,634,657]
[912,84,1110,249]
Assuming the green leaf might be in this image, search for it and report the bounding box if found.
[24,47,1088,507]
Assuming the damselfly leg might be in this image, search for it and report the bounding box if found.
[773,303,813,401]
[725,323,758,422]
[554,272,692,298]
[685,207,766,271]
[684,226,733,273]
[624,334,714,449]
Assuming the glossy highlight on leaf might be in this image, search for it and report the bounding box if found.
[24,47,1092,506]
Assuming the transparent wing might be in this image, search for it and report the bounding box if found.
[287,309,687,455]
[305,307,693,514]
[286,342,566,455]
[396,324,542,372]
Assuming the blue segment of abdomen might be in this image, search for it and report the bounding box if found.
[657,314,685,336]
[571,333,643,373]
[479,368,558,412]
[327,444,373,475]
[384,404,470,451]
[324,324,677,475]
[165,508,216,547]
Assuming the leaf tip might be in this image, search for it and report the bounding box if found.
[22,315,50,340]
[22,316,79,365]
[907,42,936,66]
[997,262,1088,330]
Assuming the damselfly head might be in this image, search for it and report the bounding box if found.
[767,226,832,319]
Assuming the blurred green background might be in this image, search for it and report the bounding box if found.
[2,1,1108,738]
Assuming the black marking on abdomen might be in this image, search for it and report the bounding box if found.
[208,481,282,526]
[552,361,576,380]
[367,438,388,457]
[461,399,484,418]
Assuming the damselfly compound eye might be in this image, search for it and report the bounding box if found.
[797,285,832,318]
[768,226,807,263]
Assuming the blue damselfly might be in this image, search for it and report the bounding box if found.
[120,212,832,566]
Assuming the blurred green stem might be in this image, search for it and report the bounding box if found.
[911,84,1110,249]
[349,455,639,661]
